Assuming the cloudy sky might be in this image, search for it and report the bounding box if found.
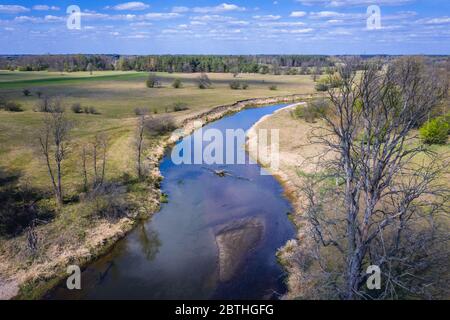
[0,0,449,54]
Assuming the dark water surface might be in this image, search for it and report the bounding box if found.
[48,104,295,300]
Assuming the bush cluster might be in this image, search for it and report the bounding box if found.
[172,78,182,89]
[0,97,23,112]
[197,73,212,89]
[71,103,100,115]
[419,116,449,145]
[293,99,329,123]
[146,73,161,88]
[229,81,249,90]
[144,115,176,136]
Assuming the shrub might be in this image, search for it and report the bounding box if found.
[197,73,212,89]
[146,73,160,88]
[0,96,6,108]
[34,96,64,113]
[23,89,31,96]
[242,83,249,90]
[328,75,343,88]
[269,85,277,91]
[310,99,329,117]
[419,117,449,145]
[36,91,43,98]
[315,82,329,92]
[445,113,450,134]
[293,105,316,123]
[172,78,182,89]
[293,99,329,123]
[18,66,32,72]
[315,75,343,92]
[4,101,24,112]
[88,106,100,115]
[229,81,241,90]
[144,115,176,136]
[134,107,149,116]
[71,103,83,114]
[173,102,189,112]
[0,99,24,112]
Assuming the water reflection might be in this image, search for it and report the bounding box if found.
[137,224,161,262]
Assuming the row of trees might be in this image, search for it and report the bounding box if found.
[0,54,333,75]
[117,55,333,74]
[0,55,117,72]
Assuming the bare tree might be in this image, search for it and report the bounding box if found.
[98,134,108,187]
[197,73,212,89]
[92,138,98,185]
[87,62,94,75]
[38,103,71,207]
[81,146,88,192]
[297,57,449,299]
[82,134,108,191]
[136,114,146,180]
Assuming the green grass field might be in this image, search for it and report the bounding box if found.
[0,71,316,192]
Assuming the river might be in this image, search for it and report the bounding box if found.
[48,103,295,300]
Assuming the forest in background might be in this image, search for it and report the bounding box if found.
[1,54,340,74]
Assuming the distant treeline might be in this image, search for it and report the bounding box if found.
[0,54,335,74]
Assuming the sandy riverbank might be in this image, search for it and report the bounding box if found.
[245,101,329,299]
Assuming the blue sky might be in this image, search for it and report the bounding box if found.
[0,0,449,54]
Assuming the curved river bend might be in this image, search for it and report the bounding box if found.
[49,104,295,300]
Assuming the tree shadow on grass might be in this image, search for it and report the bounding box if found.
[0,167,54,239]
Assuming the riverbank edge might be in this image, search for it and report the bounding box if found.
[245,101,313,300]
[2,93,315,300]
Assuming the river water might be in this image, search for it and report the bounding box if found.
[48,104,295,300]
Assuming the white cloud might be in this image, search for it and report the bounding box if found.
[309,11,363,19]
[328,29,352,35]
[290,28,314,33]
[32,5,60,11]
[142,13,180,20]
[125,34,150,39]
[77,11,179,22]
[421,17,450,25]
[258,21,306,27]
[0,5,29,14]
[191,15,235,22]
[172,6,189,13]
[14,16,40,23]
[107,2,150,11]
[130,21,153,27]
[228,20,250,26]
[326,19,343,24]
[309,11,342,18]
[44,15,64,22]
[290,11,307,18]
[296,0,413,7]
[11,14,64,24]
[190,21,206,26]
[253,15,281,21]
[185,3,246,14]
